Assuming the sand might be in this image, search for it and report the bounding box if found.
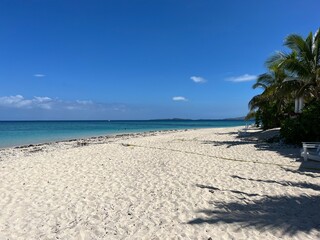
[1,127,320,239]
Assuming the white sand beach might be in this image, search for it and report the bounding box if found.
[1,126,320,239]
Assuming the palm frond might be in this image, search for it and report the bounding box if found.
[266,51,287,68]
[285,34,311,57]
[253,73,274,89]
[313,28,320,66]
[245,111,256,120]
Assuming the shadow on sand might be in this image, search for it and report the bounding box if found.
[231,175,320,191]
[203,127,320,173]
[189,184,320,236]
[189,128,320,236]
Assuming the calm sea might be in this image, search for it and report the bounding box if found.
[0,120,251,148]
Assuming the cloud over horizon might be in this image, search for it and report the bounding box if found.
[0,95,53,109]
[172,96,188,101]
[190,76,206,83]
[0,95,124,112]
[226,74,257,82]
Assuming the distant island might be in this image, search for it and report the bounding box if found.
[149,117,248,121]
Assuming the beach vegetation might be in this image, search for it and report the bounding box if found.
[281,100,320,143]
[248,28,320,142]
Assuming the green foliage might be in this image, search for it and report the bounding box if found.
[248,28,320,143]
[280,118,302,144]
[299,101,320,140]
[280,101,320,143]
[254,109,261,127]
[259,103,282,130]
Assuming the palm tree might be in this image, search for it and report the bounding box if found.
[247,65,290,129]
[267,28,320,103]
[248,29,320,129]
[248,29,320,141]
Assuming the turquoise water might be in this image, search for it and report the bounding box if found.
[0,120,250,148]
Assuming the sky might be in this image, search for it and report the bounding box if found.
[0,0,319,120]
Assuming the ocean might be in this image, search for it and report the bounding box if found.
[0,120,251,148]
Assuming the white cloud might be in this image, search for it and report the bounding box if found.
[76,100,93,105]
[226,74,257,82]
[0,95,130,113]
[0,95,52,110]
[0,95,54,109]
[172,96,188,101]
[190,76,206,83]
[33,74,46,77]
[34,96,52,102]
[0,95,32,108]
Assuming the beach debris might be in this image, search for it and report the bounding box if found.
[29,147,44,153]
[76,141,89,147]
[121,143,133,147]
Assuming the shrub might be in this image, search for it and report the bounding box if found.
[281,101,320,144]
[280,117,302,144]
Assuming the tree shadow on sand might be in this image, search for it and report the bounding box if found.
[202,128,320,173]
[281,167,320,178]
[202,139,301,162]
[231,175,320,191]
[202,128,300,159]
[189,184,320,236]
[282,160,320,177]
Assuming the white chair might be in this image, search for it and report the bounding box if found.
[301,142,320,161]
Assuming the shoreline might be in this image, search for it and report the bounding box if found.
[1,126,319,239]
[0,120,251,149]
[0,128,187,151]
[0,124,247,151]
[0,128,187,161]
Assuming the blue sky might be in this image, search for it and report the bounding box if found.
[0,0,319,120]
